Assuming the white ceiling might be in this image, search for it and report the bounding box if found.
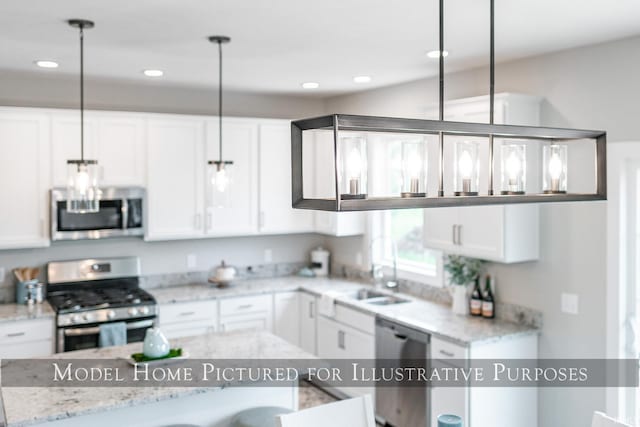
[1,0,640,97]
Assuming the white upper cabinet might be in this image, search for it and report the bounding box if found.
[94,113,146,186]
[0,109,50,249]
[258,121,314,234]
[205,118,259,236]
[423,94,541,263]
[146,117,205,240]
[51,111,98,187]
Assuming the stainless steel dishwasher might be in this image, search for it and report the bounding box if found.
[375,317,430,427]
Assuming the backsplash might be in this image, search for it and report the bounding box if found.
[334,262,543,329]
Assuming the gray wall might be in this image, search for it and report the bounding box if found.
[323,35,640,427]
[0,69,326,298]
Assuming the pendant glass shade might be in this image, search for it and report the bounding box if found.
[543,144,568,194]
[208,161,233,208]
[338,136,368,199]
[66,160,100,213]
[400,139,427,197]
[454,141,479,196]
[500,143,526,195]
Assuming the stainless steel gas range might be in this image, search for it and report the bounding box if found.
[47,257,158,353]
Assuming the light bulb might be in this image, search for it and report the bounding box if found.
[458,150,473,179]
[548,152,563,179]
[505,151,522,180]
[74,165,90,195]
[212,167,229,192]
[347,148,362,179]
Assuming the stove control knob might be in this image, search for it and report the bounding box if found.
[107,310,116,320]
[83,313,94,322]
[139,306,149,315]
[71,314,81,324]
[128,308,139,317]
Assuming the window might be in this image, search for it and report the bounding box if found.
[374,209,443,286]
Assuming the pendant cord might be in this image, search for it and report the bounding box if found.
[218,40,223,161]
[80,25,85,162]
[437,0,445,196]
[489,0,495,125]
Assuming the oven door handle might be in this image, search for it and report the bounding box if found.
[63,319,155,337]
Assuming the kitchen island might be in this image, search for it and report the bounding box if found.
[1,330,315,427]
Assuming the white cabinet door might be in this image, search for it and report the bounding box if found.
[423,208,459,252]
[205,119,259,236]
[258,122,314,234]
[146,118,205,240]
[51,112,98,187]
[299,293,317,355]
[95,114,146,186]
[0,111,50,249]
[457,205,504,260]
[431,383,468,427]
[0,318,54,357]
[219,294,273,333]
[274,292,300,346]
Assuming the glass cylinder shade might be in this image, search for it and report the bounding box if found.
[500,144,527,195]
[400,139,427,197]
[208,161,233,208]
[454,141,479,196]
[66,160,100,213]
[543,144,568,194]
[339,136,367,199]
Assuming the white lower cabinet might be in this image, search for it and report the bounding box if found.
[430,334,538,427]
[317,310,375,400]
[0,318,54,357]
[158,300,217,339]
[299,292,318,355]
[219,294,273,333]
[274,291,300,346]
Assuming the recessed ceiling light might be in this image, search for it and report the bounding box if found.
[35,60,59,69]
[143,69,164,77]
[427,50,449,59]
[353,76,372,84]
[301,82,319,89]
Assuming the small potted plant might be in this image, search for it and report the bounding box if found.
[444,255,486,315]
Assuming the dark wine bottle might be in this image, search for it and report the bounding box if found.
[482,275,495,319]
[469,277,482,316]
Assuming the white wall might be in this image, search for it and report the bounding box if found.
[323,35,640,427]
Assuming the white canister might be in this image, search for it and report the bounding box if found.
[310,247,331,276]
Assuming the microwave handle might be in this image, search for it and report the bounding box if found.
[63,319,154,337]
[121,199,129,230]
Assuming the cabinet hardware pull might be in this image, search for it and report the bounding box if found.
[439,349,455,357]
[7,332,25,338]
[452,225,456,245]
[237,304,253,310]
[179,311,196,316]
[309,301,314,319]
[338,330,345,349]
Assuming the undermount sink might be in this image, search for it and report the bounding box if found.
[348,288,411,305]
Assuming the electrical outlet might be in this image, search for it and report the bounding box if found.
[561,293,579,315]
[0,267,5,282]
[264,249,273,263]
[187,254,197,269]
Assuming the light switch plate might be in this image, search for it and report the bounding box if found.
[187,254,197,269]
[264,249,273,263]
[561,293,579,315]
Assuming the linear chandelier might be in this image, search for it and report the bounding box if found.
[290,0,606,212]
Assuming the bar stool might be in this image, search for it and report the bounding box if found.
[230,407,293,427]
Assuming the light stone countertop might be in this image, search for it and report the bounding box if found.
[0,330,315,427]
[0,302,55,323]
[150,276,538,346]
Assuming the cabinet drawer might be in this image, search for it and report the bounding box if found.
[0,318,53,344]
[220,315,270,332]
[160,300,217,325]
[219,294,271,316]
[431,337,468,367]
[328,304,375,335]
[162,321,216,340]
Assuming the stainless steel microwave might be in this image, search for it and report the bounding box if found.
[50,187,146,241]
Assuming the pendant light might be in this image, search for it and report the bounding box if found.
[207,35,233,208]
[290,0,606,212]
[66,19,101,214]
